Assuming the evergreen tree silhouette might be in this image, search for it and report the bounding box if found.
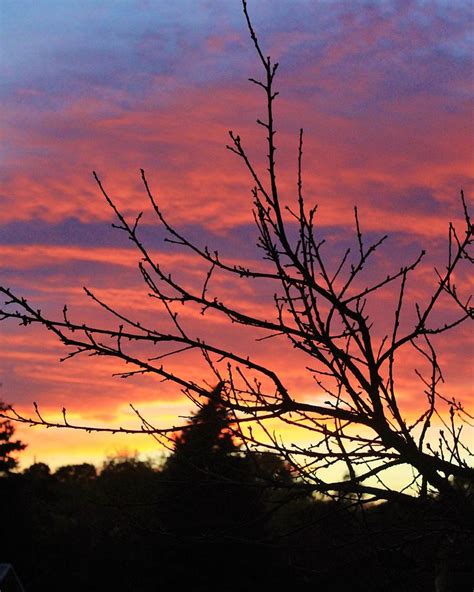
[0,400,26,473]
[161,383,260,538]
[164,383,240,481]
[158,384,292,591]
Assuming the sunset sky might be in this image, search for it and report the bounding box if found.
[1,0,473,471]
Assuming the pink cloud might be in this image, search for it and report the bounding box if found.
[2,77,471,239]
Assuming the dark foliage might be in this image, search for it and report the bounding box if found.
[2,459,473,591]
[2,394,472,591]
[0,401,26,473]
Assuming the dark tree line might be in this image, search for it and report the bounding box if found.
[2,394,472,591]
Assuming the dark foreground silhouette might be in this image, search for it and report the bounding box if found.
[2,455,473,591]
[1,397,473,591]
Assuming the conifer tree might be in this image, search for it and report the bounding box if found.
[0,401,26,473]
[160,384,259,538]
[163,383,241,480]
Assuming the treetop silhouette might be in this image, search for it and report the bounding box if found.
[164,382,239,474]
[0,400,26,473]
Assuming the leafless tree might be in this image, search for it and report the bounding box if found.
[1,0,472,511]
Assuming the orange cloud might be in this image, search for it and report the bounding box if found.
[2,78,472,236]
